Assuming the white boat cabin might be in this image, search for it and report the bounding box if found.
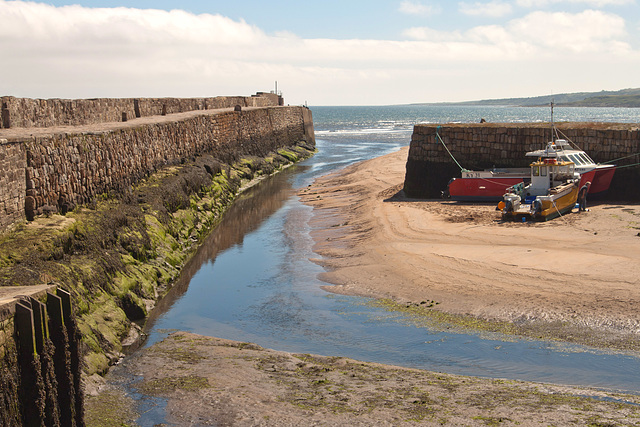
[526,140,597,174]
[526,158,577,197]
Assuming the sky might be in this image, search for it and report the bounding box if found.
[0,0,638,105]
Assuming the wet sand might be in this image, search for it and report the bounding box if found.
[86,332,640,426]
[299,146,640,349]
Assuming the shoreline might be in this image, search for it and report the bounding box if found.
[299,146,640,352]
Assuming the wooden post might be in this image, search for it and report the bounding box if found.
[47,292,76,426]
[15,300,46,426]
[29,298,48,354]
[14,301,35,357]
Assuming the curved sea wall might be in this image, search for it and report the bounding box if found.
[404,123,640,201]
[0,92,282,129]
[0,105,314,230]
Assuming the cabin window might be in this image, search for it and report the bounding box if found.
[568,154,583,165]
[579,153,593,165]
[533,166,539,176]
[541,166,547,176]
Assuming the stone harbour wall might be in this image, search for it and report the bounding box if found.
[0,105,314,230]
[404,123,640,200]
[0,139,27,231]
[0,92,283,129]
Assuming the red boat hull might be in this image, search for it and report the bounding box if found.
[588,165,616,195]
[447,164,615,202]
[447,177,524,202]
[578,169,596,190]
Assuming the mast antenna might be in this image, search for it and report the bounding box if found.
[550,99,558,142]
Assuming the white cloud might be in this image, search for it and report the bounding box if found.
[398,1,441,16]
[459,1,513,17]
[0,1,637,105]
[404,9,629,53]
[517,0,634,7]
[402,27,464,41]
[508,9,628,52]
[0,1,265,50]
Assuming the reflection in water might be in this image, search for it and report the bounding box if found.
[144,165,305,332]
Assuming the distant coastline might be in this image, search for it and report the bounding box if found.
[411,87,640,108]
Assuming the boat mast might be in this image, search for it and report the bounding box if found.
[549,99,561,142]
[550,100,556,142]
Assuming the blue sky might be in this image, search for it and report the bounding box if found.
[1,0,638,105]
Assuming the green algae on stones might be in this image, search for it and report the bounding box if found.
[0,141,315,377]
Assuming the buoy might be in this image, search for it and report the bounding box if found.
[497,201,505,210]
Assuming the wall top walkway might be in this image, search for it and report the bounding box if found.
[0,105,293,142]
[415,122,640,132]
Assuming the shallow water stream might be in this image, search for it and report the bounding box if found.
[117,105,640,424]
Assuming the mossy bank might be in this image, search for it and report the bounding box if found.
[0,141,315,376]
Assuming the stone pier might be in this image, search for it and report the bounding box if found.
[404,122,640,201]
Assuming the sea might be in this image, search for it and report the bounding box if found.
[118,105,640,425]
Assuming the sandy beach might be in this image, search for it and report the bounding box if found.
[299,146,640,349]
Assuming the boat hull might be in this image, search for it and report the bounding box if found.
[447,177,525,202]
[578,169,596,190]
[502,183,579,222]
[535,185,580,221]
[589,164,616,195]
[448,164,612,201]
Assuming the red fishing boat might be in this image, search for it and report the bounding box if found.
[442,103,616,201]
[444,138,615,202]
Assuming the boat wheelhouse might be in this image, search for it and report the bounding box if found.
[500,158,580,222]
[525,139,615,195]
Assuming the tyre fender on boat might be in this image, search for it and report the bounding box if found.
[502,199,514,219]
[441,178,454,199]
[532,199,542,218]
[505,200,514,212]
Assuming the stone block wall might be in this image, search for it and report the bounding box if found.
[0,105,313,229]
[0,139,27,230]
[0,93,284,129]
[404,123,640,200]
